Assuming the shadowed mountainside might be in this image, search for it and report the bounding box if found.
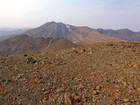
[0,35,75,55]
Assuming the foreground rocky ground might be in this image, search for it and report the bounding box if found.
[0,42,140,105]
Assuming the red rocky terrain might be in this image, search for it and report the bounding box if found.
[0,42,140,105]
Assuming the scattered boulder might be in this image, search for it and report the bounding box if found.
[27,57,37,64]
[132,64,138,68]
[96,85,102,90]
[64,94,72,105]
[74,95,81,103]
[93,90,98,95]
[24,54,28,57]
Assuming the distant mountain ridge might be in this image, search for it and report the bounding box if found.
[96,28,140,41]
[1,23,140,42]
[0,28,28,36]
[25,21,122,44]
[0,28,29,41]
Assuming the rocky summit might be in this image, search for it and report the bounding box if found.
[0,42,140,105]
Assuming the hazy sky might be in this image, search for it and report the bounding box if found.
[0,0,140,31]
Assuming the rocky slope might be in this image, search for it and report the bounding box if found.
[0,42,140,105]
[0,35,75,55]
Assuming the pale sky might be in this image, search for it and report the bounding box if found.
[0,0,140,31]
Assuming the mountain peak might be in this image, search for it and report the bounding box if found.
[42,21,66,27]
[50,21,56,23]
[26,21,72,38]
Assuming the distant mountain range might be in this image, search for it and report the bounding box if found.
[0,28,28,41]
[1,23,140,42]
[0,28,28,36]
[0,21,140,55]
[96,28,140,41]
[25,21,121,44]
